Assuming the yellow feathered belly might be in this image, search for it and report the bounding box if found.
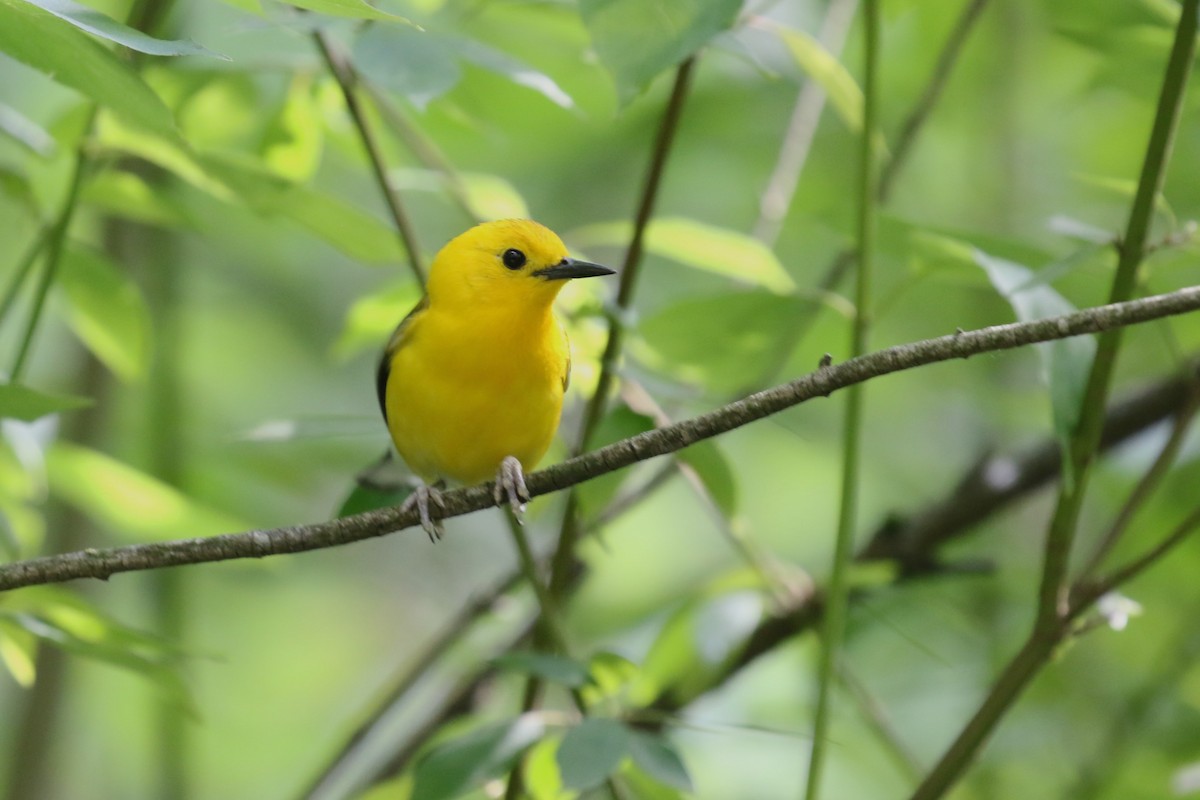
[384,316,566,485]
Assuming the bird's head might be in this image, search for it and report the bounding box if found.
[426,219,614,310]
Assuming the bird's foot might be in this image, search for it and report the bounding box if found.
[493,456,531,523]
[401,482,446,542]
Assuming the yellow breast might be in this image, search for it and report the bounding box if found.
[384,303,569,485]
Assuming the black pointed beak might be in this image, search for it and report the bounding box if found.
[532,258,616,281]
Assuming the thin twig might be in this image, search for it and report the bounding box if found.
[1077,505,1200,607]
[3,286,1200,591]
[312,31,426,285]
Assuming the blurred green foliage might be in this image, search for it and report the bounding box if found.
[1,0,1199,798]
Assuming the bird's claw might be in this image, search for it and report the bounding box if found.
[402,483,446,542]
[494,456,531,523]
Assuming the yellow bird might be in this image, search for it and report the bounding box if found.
[377,219,615,538]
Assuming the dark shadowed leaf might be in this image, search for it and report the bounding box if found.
[556,718,630,791]
[411,714,545,800]
[0,384,91,422]
[628,731,693,791]
[678,440,738,517]
[493,651,591,688]
[579,0,742,104]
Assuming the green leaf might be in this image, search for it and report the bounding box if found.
[493,651,591,688]
[334,280,422,360]
[579,0,741,104]
[24,0,225,57]
[261,74,323,181]
[389,168,530,222]
[0,384,91,422]
[634,290,812,393]
[556,718,630,791]
[572,218,796,293]
[973,250,1097,442]
[765,20,863,133]
[0,624,36,686]
[0,0,180,141]
[0,587,193,711]
[627,732,693,792]
[453,36,573,108]
[45,442,248,542]
[0,102,55,156]
[678,440,737,517]
[81,169,193,228]
[335,481,411,518]
[353,25,463,108]
[57,244,152,381]
[286,0,407,22]
[198,154,407,263]
[411,714,545,800]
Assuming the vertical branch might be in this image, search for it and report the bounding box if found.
[908,2,1199,798]
[313,31,426,286]
[1035,0,1197,630]
[0,227,48,328]
[802,0,878,796]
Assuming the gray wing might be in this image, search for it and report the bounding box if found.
[376,295,429,423]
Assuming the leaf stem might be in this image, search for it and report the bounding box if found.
[803,0,878,796]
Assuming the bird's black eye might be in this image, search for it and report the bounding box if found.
[502,248,526,270]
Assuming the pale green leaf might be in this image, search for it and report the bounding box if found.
[579,0,742,104]
[973,250,1097,441]
[678,440,738,517]
[57,244,152,381]
[572,218,796,293]
[81,169,193,228]
[353,24,462,108]
[285,0,407,22]
[0,384,91,422]
[556,718,629,791]
[0,102,55,156]
[0,626,36,686]
[24,0,225,57]
[198,154,408,263]
[766,20,863,133]
[454,36,573,108]
[334,280,422,359]
[45,442,248,542]
[261,74,323,181]
[0,0,180,141]
[634,290,812,393]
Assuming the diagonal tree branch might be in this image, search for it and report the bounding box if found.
[2,286,1200,592]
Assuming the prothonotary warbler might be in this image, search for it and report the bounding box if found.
[377,219,615,539]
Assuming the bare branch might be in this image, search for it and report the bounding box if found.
[2,285,1200,592]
